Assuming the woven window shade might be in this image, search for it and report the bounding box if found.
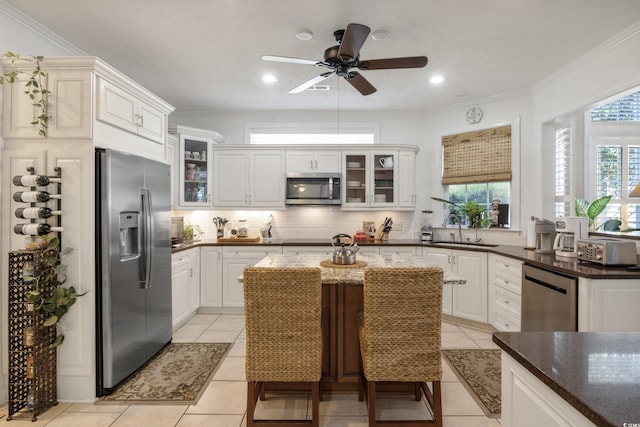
[442,125,512,184]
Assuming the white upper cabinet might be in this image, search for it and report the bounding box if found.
[342,150,399,209]
[286,150,341,173]
[397,149,417,208]
[1,57,174,148]
[213,149,285,208]
[170,125,224,208]
[97,77,167,144]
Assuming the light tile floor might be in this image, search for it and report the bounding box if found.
[2,314,502,426]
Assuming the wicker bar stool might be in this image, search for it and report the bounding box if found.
[243,267,323,427]
[357,267,444,427]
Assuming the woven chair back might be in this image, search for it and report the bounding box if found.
[243,267,322,383]
[361,267,444,382]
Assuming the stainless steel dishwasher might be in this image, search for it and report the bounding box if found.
[521,264,578,331]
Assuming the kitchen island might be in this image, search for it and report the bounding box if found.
[494,331,640,427]
[248,253,464,392]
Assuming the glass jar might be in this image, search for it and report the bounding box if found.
[237,220,248,237]
[185,163,197,181]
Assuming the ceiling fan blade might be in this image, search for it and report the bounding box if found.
[289,71,335,94]
[337,23,370,62]
[358,56,428,70]
[261,55,322,66]
[345,71,377,96]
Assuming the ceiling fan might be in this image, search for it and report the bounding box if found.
[261,23,428,96]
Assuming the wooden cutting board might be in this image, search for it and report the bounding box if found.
[216,236,261,243]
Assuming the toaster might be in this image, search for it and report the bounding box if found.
[577,238,638,265]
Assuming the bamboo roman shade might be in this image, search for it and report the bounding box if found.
[441,125,512,184]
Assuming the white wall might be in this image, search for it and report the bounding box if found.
[0,0,85,406]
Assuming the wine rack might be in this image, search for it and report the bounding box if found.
[7,250,58,421]
[12,166,63,240]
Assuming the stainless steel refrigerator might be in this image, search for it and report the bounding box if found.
[95,148,172,396]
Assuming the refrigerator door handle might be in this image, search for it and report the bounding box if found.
[139,188,153,289]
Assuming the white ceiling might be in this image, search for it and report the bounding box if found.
[6,0,640,112]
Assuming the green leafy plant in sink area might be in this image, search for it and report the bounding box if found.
[431,197,491,228]
[183,221,203,242]
[25,235,87,347]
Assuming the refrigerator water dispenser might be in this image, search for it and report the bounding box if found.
[119,211,140,260]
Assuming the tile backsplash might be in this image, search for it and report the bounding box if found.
[172,208,417,241]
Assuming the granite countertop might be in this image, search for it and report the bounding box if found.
[172,238,640,280]
[493,331,640,427]
[246,253,466,285]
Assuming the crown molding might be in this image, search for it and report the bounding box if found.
[0,0,86,55]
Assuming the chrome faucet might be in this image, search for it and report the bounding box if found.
[448,213,462,242]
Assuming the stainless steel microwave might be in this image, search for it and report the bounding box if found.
[285,172,341,205]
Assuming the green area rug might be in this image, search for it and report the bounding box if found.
[442,349,501,417]
[100,342,231,405]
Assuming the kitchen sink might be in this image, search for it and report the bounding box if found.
[431,241,499,248]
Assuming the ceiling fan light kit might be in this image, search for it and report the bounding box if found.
[295,30,313,41]
[261,23,428,96]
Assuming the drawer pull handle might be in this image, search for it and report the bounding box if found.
[504,300,509,304]
[504,323,510,327]
[505,280,509,284]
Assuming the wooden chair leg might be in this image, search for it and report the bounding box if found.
[431,381,442,427]
[414,382,422,401]
[311,382,320,427]
[367,380,376,427]
[247,381,257,427]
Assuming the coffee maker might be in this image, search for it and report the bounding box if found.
[534,218,556,254]
[553,217,589,258]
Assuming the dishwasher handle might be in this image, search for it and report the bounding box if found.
[524,274,567,294]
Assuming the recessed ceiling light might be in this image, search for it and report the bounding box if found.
[261,74,278,84]
[429,75,445,85]
[295,30,313,41]
[371,29,390,41]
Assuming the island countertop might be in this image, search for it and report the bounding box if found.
[493,331,640,427]
[248,253,466,284]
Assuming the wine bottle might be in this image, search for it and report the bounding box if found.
[12,175,61,187]
[14,223,63,236]
[12,191,61,203]
[15,207,62,219]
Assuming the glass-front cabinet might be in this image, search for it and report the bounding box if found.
[343,150,398,208]
[170,125,224,207]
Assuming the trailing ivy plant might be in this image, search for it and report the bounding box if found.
[24,235,87,347]
[0,51,50,137]
[575,195,612,230]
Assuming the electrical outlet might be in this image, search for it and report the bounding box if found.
[393,221,403,231]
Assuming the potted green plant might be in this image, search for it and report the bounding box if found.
[183,221,203,242]
[575,195,612,230]
[0,51,50,137]
[431,197,491,228]
[24,235,86,347]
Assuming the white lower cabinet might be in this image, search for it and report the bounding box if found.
[379,246,422,256]
[171,248,200,328]
[200,247,223,308]
[488,254,522,331]
[221,246,283,307]
[424,247,488,322]
[501,352,596,427]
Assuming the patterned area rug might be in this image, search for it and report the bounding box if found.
[442,349,501,418]
[99,342,231,405]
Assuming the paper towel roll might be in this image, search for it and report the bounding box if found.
[525,216,536,249]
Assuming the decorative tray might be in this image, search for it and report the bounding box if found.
[320,260,368,268]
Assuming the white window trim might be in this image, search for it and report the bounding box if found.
[244,122,380,144]
[436,116,521,230]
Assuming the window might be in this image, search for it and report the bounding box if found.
[593,141,640,229]
[448,182,511,227]
[591,90,640,122]
[248,123,377,145]
[441,125,513,227]
[555,126,572,217]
